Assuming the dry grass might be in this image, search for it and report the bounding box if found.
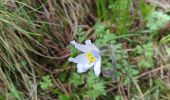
[0,0,97,99]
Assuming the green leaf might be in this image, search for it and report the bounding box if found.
[136,45,143,55]
[166,48,170,55]
[85,71,106,99]
[59,94,70,100]
[147,11,170,31]
[40,75,53,90]
[69,73,84,86]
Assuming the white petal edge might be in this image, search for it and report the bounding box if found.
[77,62,96,73]
[77,63,88,73]
[85,40,92,45]
[68,58,74,62]
[70,40,90,52]
[70,40,77,45]
[85,40,100,53]
[94,56,101,76]
[68,53,89,64]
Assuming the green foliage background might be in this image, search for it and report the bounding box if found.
[0,0,170,100]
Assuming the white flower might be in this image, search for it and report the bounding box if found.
[68,40,101,76]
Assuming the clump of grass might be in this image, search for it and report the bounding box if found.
[0,0,96,99]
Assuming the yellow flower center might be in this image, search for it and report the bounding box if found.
[86,52,96,63]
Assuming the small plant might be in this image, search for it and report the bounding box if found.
[136,43,155,69]
[69,73,85,86]
[94,22,116,45]
[85,71,106,99]
[39,75,53,90]
[147,11,170,31]
[160,34,170,44]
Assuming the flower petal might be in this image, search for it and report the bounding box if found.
[94,56,101,76]
[70,40,100,53]
[70,40,91,52]
[77,63,88,73]
[68,53,89,64]
[91,50,100,59]
[77,62,95,73]
[85,40,100,53]
[69,53,96,73]
[85,40,92,45]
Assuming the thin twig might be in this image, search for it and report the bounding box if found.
[51,74,70,96]
[137,64,170,78]
[145,0,170,10]
[120,79,128,100]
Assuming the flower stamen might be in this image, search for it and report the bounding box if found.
[86,52,96,63]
